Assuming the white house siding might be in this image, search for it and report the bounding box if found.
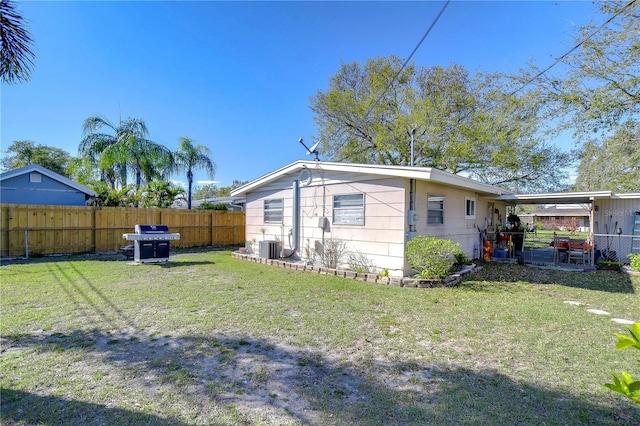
[411,180,507,261]
[243,167,510,277]
[244,170,408,276]
[593,196,640,262]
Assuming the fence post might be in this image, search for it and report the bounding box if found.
[93,207,97,253]
[24,229,29,259]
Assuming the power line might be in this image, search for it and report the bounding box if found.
[509,0,637,96]
[365,0,451,119]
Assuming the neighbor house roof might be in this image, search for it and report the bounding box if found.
[230,161,514,197]
[0,164,98,197]
[191,196,246,209]
[520,207,591,217]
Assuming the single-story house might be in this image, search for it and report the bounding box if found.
[519,204,591,232]
[231,160,513,277]
[0,164,97,206]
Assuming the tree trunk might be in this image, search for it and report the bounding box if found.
[187,170,193,210]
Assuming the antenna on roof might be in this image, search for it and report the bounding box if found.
[298,137,320,161]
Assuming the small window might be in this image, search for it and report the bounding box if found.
[427,194,444,225]
[263,199,283,223]
[465,197,476,219]
[333,193,364,225]
[29,172,42,183]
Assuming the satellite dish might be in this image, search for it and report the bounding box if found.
[306,141,320,156]
[298,137,321,161]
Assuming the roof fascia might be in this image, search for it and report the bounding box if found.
[231,161,512,196]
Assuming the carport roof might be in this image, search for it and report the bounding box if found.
[496,191,640,205]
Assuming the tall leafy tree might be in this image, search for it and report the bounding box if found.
[193,184,220,200]
[310,57,571,192]
[79,116,172,190]
[526,1,639,138]
[66,156,98,185]
[217,179,248,197]
[573,123,640,192]
[521,1,639,191]
[0,0,35,84]
[1,140,71,176]
[173,137,216,209]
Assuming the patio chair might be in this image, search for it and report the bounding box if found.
[567,240,593,265]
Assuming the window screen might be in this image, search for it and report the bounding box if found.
[263,199,283,223]
[333,193,364,225]
[427,194,444,225]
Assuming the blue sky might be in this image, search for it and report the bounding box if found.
[1,1,598,188]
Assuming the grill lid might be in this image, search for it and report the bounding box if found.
[135,224,170,234]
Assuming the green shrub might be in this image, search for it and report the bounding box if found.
[629,254,640,271]
[596,260,622,271]
[604,323,640,407]
[406,236,463,279]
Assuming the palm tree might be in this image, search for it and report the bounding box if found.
[142,181,185,208]
[173,137,216,209]
[1,0,35,84]
[79,116,172,191]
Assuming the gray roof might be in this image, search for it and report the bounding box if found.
[231,160,513,197]
[191,196,245,208]
[0,164,98,197]
[521,207,590,217]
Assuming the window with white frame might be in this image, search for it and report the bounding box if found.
[263,199,283,223]
[29,172,42,183]
[333,193,365,225]
[427,194,445,225]
[465,197,476,219]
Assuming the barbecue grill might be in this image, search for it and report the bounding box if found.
[122,224,180,263]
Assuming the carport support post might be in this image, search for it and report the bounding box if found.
[589,197,595,265]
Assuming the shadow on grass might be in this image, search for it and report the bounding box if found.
[3,329,637,425]
[0,247,234,266]
[465,262,637,294]
[0,388,188,426]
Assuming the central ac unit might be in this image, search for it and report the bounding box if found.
[259,240,279,259]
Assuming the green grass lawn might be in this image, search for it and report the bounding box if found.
[1,251,639,425]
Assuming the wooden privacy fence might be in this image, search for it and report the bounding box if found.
[0,204,245,258]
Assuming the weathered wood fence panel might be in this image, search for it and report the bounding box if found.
[0,204,245,258]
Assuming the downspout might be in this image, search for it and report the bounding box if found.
[292,180,300,253]
[407,127,417,240]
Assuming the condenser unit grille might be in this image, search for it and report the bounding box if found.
[259,240,279,259]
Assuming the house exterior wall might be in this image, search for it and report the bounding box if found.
[245,170,407,276]
[0,172,90,206]
[593,196,640,262]
[411,180,507,262]
[243,167,508,277]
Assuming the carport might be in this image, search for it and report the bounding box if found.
[495,191,640,268]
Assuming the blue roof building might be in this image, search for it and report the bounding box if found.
[0,164,97,206]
